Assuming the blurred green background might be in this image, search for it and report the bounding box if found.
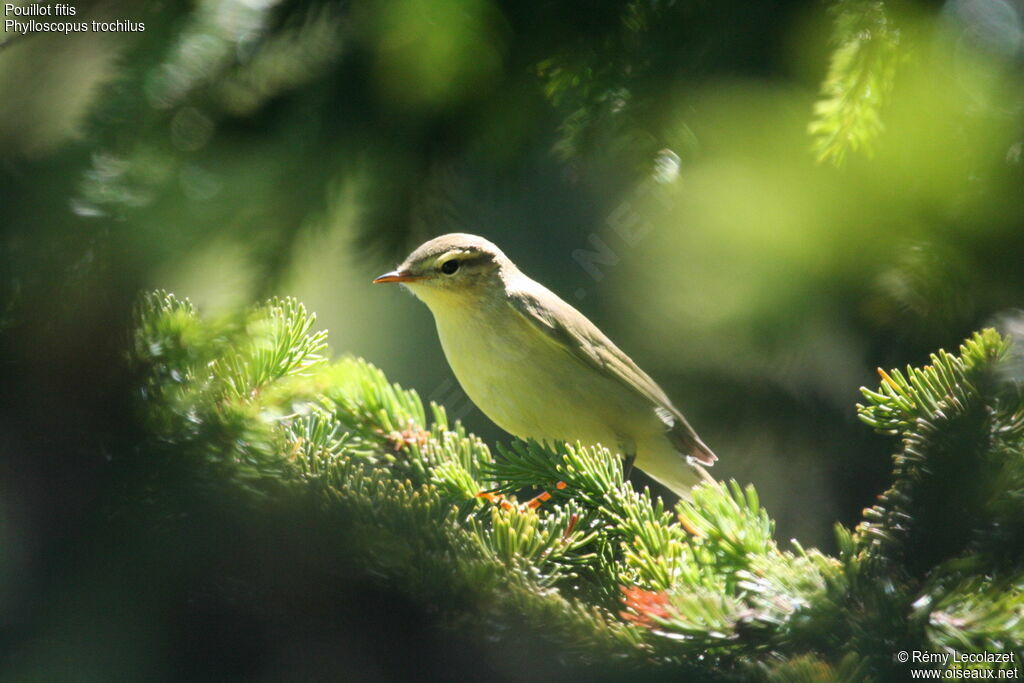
[1,0,1023,677]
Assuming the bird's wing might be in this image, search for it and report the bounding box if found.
[507,281,716,466]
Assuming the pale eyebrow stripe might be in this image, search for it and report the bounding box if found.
[437,252,491,268]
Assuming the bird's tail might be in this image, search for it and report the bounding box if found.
[637,446,715,500]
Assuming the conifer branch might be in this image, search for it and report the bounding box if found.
[129,293,1024,678]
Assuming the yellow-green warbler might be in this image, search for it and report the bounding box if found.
[374,233,716,496]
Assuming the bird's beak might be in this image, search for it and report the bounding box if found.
[373,270,423,284]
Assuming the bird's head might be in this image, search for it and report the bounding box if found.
[373,233,512,310]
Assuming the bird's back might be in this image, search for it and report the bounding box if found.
[428,269,712,496]
[506,273,717,467]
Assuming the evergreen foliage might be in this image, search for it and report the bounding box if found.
[809,0,904,165]
[130,292,1024,679]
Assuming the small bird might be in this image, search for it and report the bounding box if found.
[373,233,716,496]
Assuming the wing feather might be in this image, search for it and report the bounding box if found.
[507,281,716,465]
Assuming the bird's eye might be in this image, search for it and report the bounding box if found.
[440,259,460,275]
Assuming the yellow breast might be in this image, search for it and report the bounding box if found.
[427,294,636,452]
